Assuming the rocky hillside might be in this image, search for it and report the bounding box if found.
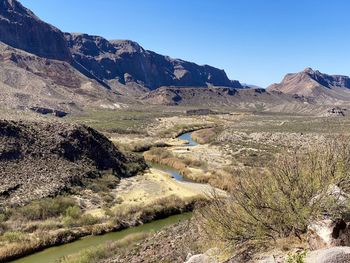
[65,33,242,91]
[268,68,350,102]
[0,0,71,61]
[142,86,319,113]
[0,120,147,206]
[0,42,136,113]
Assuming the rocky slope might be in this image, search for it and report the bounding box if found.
[65,33,242,91]
[0,42,136,113]
[268,68,350,102]
[0,120,147,206]
[0,0,71,61]
[142,86,318,112]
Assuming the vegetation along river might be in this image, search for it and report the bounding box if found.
[11,132,198,263]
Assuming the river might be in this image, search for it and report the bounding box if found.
[11,132,198,263]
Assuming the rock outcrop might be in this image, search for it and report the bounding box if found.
[0,120,147,206]
[0,0,71,61]
[323,107,347,117]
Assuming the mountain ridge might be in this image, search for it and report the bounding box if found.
[268,67,350,98]
[64,33,242,90]
[0,0,243,92]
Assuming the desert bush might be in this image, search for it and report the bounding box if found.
[63,206,101,228]
[192,128,220,144]
[0,214,6,223]
[284,250,307,263]
[144,148,208,180]
[0,231,28,243]
[197,140,350,248]
[13,196,77,221]
[65,206,82,219]
[87,174,119,193]
[79,214,101,226]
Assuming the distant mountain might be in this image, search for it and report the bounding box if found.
[267,68,350,101]
[141,86,313,110]
[0,0,247,112]
[65,34,243,91]
[1,0,345,114]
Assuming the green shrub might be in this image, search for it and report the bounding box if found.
[88,174,120,193]
[13,196,76,221]
[0,213,6,223]
[65,206,82,220]
[1,231,27,243]
[197,141,350,248]
[79,214,101,226]
[285,251,307,263]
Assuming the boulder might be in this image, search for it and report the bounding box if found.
[306,247,350,263]
[307,219,350,250]
[185,254,216,263]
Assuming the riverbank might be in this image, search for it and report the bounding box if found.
[3,142,211,262]
[2,128,220,263]
[12,213,194,263]
[2,197,197,263]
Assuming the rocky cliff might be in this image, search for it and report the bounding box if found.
[65,33,242,90]
[0,0,71,61]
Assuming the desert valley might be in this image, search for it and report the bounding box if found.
[1,1,350,263]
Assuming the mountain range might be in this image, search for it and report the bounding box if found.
[0,0,350,114]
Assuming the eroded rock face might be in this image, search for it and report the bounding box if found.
[0,0,71,61]
[65,33,242,90]
[0,120,147,206]
[307,219,350,250]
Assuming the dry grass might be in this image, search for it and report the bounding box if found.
[144,147,235,190]
[191,128,220,144]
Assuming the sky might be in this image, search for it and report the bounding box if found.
[20,0,350,87]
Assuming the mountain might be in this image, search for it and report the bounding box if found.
[267,68,350,101]
[0,0,71,61]
[0,41,134,113]
[64,33,242,91]
[0,0,243,110]
[141,86,317,112]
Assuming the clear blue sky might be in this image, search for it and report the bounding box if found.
[20,0,350,87]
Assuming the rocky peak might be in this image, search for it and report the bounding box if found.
[0,0,71,61]
[303,67,317,74]
[65,33,117,57]
[268,68,350,97]
[110,39,145,55]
